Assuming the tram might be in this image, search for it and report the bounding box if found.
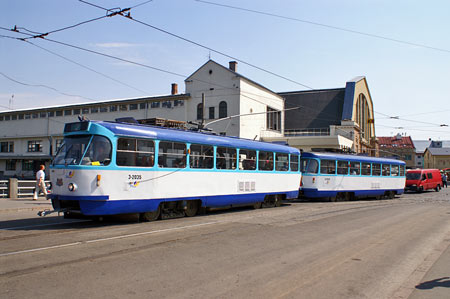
[48,120,301,220]
[299,152,406,201]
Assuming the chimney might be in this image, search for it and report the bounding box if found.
[171,83,178,95]
[229,61,237,72]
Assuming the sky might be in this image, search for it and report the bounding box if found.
[1,0,450,140]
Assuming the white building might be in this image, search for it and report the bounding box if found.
[0,60,284,178]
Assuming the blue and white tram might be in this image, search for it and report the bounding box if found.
[49,120,301,220]
[299,152,406,201]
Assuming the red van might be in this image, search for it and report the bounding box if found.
[405,169,443,192]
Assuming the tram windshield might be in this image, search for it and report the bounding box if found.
[406,172,421,180]
[53,135,111,166]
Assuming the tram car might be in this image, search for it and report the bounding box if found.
[299,152,406,201]
[48,120,301,220]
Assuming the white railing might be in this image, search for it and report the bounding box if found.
[285,128,330,137]
[17,180,50,197]
[0,180,7,198]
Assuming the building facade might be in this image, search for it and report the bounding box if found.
[424,147,450,169]
[266,76,378,155]
[378,135,415,168]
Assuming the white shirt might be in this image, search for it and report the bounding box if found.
[36,170,45,182]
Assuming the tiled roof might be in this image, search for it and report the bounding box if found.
[378,136,415,149]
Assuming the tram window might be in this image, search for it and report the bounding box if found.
[391,165,399,176]
[382,164,390,176]
[290,154,299,172]
[300,159,308,173]
[399,165,405,176]
[349,162,360,175]
[116,138,154,167]
[275,153,289,171]
[158,141,186,168]
[337,161,349,175]
[190,144,214,169]
[320,160,336,174]
[53,135,91,166]
[258,151,274,171]
[81,136,112,166]
[239,149,256,170]
[361,163,371,176]
[372,163,381,176]
[216,147,237,170]
[118,138,135,151]
[306,159,319,174]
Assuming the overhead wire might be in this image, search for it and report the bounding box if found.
[194,0,450,54]
[4,13,446,134]
[0,71,96,102]
[23,40,150,94]
[78,0,314,90]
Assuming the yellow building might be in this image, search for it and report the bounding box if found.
[423,147,450,169]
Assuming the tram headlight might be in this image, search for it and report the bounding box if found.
[68,183,78,192]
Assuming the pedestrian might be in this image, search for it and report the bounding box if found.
[33,165,47,200]
[442,172,448,188]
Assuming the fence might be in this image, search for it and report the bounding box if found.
[0,179,50,198]
[0,180,7,198]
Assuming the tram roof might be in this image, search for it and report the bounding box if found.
[93,121,300,154]
[301,152,405,164]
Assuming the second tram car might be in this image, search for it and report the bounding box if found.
[300,152,406,201]
[49,120,301,220]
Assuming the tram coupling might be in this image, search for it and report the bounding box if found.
[37,208,67,217]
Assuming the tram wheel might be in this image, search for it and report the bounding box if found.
[185,200,199,217]
[336,193,348,201]
[387,191,395,199]
[253,202,262,209]
[275,195,283,207]
[140,205,161,222]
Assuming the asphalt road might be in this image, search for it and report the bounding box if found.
[1,190,450,299]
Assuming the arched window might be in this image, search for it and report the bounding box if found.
[197,103,203,120]
[355,94,371,141]
[219,101,227,118]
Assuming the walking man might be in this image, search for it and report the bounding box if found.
[442,172,448,188]
[33,165,47,200]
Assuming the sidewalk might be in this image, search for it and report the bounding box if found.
[409,241,450,299]
[0,197,52,214]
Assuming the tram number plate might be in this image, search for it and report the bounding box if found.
[128,174,142,180]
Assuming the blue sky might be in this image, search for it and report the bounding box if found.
[1,0,450,140]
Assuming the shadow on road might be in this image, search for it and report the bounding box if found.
[416,277,450,289]
[0,203,292,231]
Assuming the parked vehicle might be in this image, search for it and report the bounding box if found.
[405,169,443,192]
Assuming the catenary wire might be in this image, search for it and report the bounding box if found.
[0,71,96,102]
[23,40,150,94]
[4,26,445,133]
[195,0,450,54]
[78,0,314,90]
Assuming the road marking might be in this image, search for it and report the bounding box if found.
[0,221,222,257]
